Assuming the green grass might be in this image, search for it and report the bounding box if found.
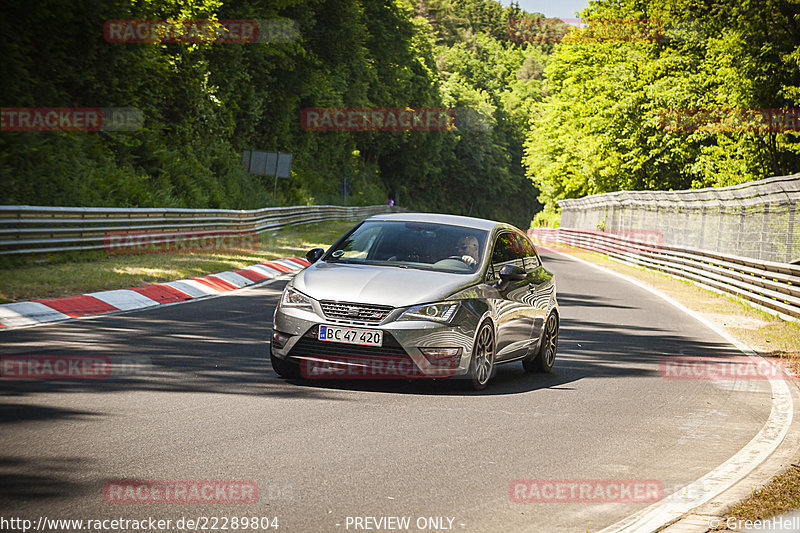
[0,220,358,303]
[721,466,800,527]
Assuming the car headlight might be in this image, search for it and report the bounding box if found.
[281,287,314,310]
[398,301,460,323]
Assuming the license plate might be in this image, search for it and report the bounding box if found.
[318,325,383,347]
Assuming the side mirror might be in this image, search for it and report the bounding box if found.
[306,248,325,263]
[498,264,526,282]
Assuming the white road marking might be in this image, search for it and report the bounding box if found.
[0,302,70,327]
[211,271,252,288]
[162,280,212,298]
[85,289,159,311]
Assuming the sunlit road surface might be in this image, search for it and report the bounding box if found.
[0,252,786,532]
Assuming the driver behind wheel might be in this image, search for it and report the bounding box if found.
[454,235,480,268]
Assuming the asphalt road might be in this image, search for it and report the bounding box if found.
[0,251,782,532]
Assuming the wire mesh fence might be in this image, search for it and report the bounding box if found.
[557,174,800,264]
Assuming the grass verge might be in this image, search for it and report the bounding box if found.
[0,220,358,303]
[534,242,800,526]
[723,465,800,526]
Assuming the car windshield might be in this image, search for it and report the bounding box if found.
[324,220,488,273]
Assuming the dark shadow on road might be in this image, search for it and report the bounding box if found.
[537,252,572,264]
[0,279,749,400]
[286,316,747,396]
[556,292,636,310]
[0,456,96,503]
[0,403,100,424]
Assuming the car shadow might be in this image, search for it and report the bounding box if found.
[273,315,747,396]
[0,280,751,402]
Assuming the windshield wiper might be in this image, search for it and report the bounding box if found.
[376,262,409,269]
[323,257,359,264]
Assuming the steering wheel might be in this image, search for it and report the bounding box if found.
[448,255,477,268]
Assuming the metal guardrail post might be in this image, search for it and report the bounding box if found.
[788,203,796,264]
[736,206,745,256]
[699,205,707,250]
[760,203,769,261]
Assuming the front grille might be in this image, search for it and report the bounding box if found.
[288,326,408,358]
[320,301,393,324]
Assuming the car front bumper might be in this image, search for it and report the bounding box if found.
[272,303,482,379]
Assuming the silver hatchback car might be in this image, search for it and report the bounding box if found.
[270,213,559,390]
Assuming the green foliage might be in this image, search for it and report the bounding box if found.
[531,206,560,229]
[6,0,793,228]
[1,0,544,227]
[524,0,800,212]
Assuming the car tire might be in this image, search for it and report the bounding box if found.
[270,346,300,378]
[468,321,495,391]
[524,312,558,373]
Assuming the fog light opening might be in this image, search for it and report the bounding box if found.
[419,347,462,371]
[272,331,290,349]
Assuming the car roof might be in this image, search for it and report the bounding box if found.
[367,212,514,232]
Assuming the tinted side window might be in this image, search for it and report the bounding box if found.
[517,233,540,270]
[489,232,526,280]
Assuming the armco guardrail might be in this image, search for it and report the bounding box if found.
[530,227,800,321]
[0,204,392,255]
